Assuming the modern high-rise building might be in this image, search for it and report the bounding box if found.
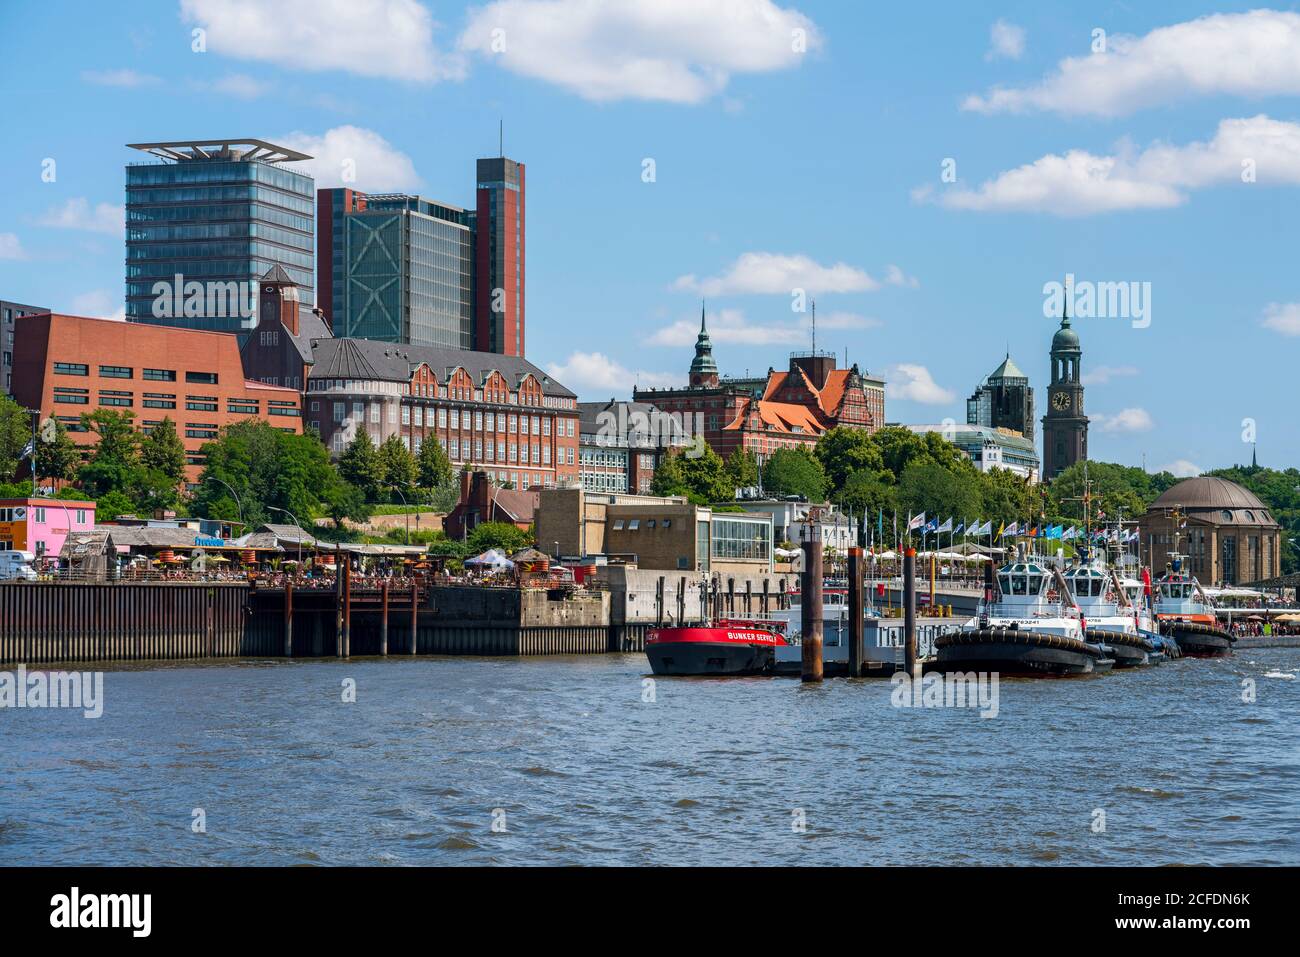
[338,193,474,349]
[126,139,315,331]
[967,353,1034,443]
[316,187,368,332]
[474,156,525,356]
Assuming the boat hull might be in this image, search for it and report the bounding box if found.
[645,640,775,676]
[1165,621,1235,658]
[1088,630,1155,668]
[934,628,1104,677]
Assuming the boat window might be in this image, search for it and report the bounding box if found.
[1010,574,1028,595]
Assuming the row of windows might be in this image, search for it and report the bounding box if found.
[312,377,576,410]
[52,363,216,384]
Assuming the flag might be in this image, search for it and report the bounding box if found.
[953,522,965,536]
[936,517,953,534]
[1000,521,1019,538]
[995,522,1005,539]
[1062,526,1076,540]
[877,508,884,538]
[20,440,34,460]
[924,518,939,534]
[980,520,994,536]
[907,512,925,532]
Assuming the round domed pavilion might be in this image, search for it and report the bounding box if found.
[1140,476,1281,586]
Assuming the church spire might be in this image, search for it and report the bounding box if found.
[689,300,719,388]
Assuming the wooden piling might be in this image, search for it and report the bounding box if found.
[929,552,937,611]
[334,552,345,657]
[847,546,864,677]
[800,524,824,683]
[410,577,418,654]
[380,580,389,656]
[904,547,918,677]
[341,556,352,658]
[283,581,294,658]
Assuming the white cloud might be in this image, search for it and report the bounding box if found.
[1095,407,1154,433]
[1159,459,1202,478]
[0,233,26,260]
[38,198,124,237]
[646,307,805,347]
[985,20,1025,62]
[1082,364,1139,386]
[180,0,463,83]
[1261,301,1300,336]
[67,290,126,322]
[458,0,820,103]
[884,364,954,405]
[964,10,1300,116]
[82,68,159,87]
[673,252,879,296]
[546,351,679,397]
[922,116,1300,216]
[884,264,919,288]
[280,126,422,191]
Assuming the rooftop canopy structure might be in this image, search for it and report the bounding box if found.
[127,139,312,164]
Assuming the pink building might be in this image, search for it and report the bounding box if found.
[0,498,96,560]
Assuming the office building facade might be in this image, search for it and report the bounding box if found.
[474,156,525,356]
[316,187,368,331]
[126,139,315,330]
[340,194,474,348]
[967,353,1034,443]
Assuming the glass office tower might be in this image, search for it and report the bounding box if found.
[126,140,315,331]
[342,195,473,349]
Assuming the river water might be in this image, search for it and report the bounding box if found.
[2,651,1297,866]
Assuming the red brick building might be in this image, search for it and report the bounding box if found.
[305,337,579,492]
[633,310,885,462]
[11,313,303,483]
[445,470,538,539]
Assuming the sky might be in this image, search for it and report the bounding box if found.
[1,0,1298,478]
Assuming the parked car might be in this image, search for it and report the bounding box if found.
[0,550,39,581]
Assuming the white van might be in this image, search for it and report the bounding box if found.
[0,550,38,581]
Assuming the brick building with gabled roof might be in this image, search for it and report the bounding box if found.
[633,308,885,463]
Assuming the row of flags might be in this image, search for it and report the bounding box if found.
[901,512,1140,543]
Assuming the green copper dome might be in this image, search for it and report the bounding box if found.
[1051,309,1080,353]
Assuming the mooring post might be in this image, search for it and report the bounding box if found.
[410,577,418,655]
[334,550,344,656]
[904,547,918,677]
[848,546,864,677]
[284,581,294,659]
[929,552,937,612]
[800,521,824,683]
[341,555,352,658]
[380,580,389,656]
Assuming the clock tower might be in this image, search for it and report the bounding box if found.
[1042,303,1088,480]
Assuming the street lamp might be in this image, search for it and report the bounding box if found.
[209,477,245,529]
[389,483,412,545]
[267,506,305,567]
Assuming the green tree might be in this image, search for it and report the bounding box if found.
[378,434,418,497]
[338,430,384,502]
[724,447,759,489]
[870,425,966,477]
[77,409,142,499]
[650,449,688,497]
[979,467,1038,527]
[416,435,454,490]
[0,396,30,483]
[36,417,80,485]
[839,467,895,520]
[762,447,828,501]
[895,458,983,526]
[1045,461,1163,526]
[466,521,531,554]
[650,446,733,503]
[140,417,186,486]
[815,426,884,494]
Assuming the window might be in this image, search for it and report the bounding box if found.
[186,396,218,412]
[99,365,132,379]
[53,362,88,376]
[485,413,494,432]
[646,520,656,529]
[333,402,345,423]
[98,390,132,407]
[474,412,483,430]
[438,408,447,428]
[414,407,423,426]
[531,416,540,435]
[401,406,410,425]
[185,426,219,439]
[185,371,218,384]
[53,387,89,404]
[143,368,176,381]
[613,519,625,531]
[228,400,259,415]
[450,410,460,430]
[543,418,551,436]
[369,404,380,424]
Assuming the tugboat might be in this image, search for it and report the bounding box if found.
[1154,552,1234,658]
[1063,544,1156,668]
[645,618,789,676]
[935,546,1112,676]
[1118,571,1179,661]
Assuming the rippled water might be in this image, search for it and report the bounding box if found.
[2,650,1298,865]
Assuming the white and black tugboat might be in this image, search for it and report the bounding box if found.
[1062,544,1156,668]
[1154,553,1235,658]
[935,547,1112,676]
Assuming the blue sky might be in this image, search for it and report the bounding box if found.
[2,0,1298,477]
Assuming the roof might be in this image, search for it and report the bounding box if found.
[1149,477,1279,527]
[725,399,826,436]
[96,525,201,549]
[255,523,322,546]
[308,337,576,398]
[987,354,1026,381]
[578,399,692,448]
[127,139,311,164]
